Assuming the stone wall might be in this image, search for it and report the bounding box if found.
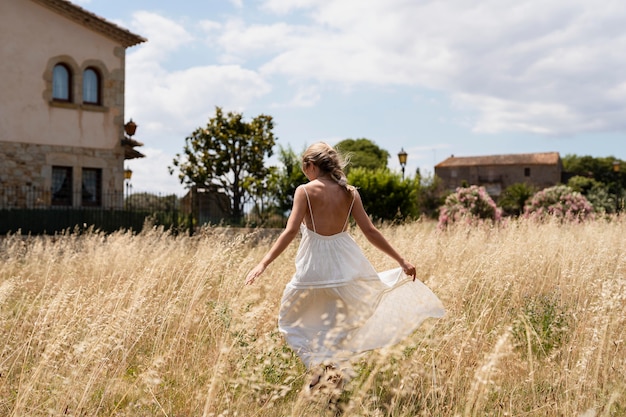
[0,141,125,209]
[436,164,562,197]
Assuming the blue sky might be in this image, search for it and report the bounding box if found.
[72,0,626,196]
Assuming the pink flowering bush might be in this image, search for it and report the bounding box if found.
[523,185,595,222]
[438,185,502,228]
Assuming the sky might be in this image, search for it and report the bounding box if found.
[71,0,626,196]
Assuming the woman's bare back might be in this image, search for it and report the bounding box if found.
[302,179,354,236]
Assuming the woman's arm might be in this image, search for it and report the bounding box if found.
[350,190,417,279]
[245,185,308,285]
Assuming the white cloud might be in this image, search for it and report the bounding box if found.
[261,0,318,14]
[278,84,321,108]
[233,0,626,136]
[129,64,269,120]
[454,95,577,135]
[114,0,626,197]
[129,11,195,63]
[202,19,313,65]
[123,13,272,157]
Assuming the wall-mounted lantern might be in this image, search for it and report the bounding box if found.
[124,119,137,137]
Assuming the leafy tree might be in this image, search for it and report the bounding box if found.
[348,167,418,221]
[169,107,276,222]
[274,145,308,213]
[562,155,624,192]
[561,155,624,213]
[244,165,281,223]
[499,182,537,217]
[335,138,389,172]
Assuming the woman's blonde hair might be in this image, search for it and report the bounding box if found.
[302,142,350,189]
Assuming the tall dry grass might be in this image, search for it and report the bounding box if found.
[0,218,624,416]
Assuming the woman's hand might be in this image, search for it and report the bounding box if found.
[245,263,266,285]
[399,260,417,281]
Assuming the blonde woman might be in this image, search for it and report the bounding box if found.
[245,142,444,389]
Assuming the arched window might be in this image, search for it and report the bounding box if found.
[83,68,100,104]
[52,64,71,101]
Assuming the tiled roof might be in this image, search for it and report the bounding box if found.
[435,152,561,168]
[31,0,146,47]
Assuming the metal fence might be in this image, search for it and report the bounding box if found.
[0,186,285,235]
[0,186,185,235]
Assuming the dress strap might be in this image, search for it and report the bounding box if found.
[302,186,316,232]
[342,190,356,231]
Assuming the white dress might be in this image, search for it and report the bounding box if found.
[278,187,445,369]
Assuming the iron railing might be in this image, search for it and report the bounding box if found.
[0,186,285,235]
[0,186,182,235]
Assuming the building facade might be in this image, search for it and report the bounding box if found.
[0,0,145,209]
[435,152,563,198]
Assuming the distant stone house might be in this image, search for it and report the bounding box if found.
[0,0,145,209]
[434,152,563,198]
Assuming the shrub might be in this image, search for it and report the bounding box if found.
[416,175,446,220]
[348,167,418,221]
[499,182,537,217]
[438,185,502,228]
[568,175,617,215]
[523,185,594,222]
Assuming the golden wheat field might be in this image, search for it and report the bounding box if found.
[0,218,624,417]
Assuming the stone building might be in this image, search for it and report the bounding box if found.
[0,0,145,209]
[435,152,563,198]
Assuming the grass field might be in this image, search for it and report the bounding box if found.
[0,218,624,416]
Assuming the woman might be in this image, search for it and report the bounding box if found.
[245,142,444,387]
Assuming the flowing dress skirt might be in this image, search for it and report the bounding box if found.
[278,226,445,368]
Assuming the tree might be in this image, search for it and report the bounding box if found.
[335,138,389,172]
[274,144,308,213]
[562,155,624,189]
[244,165,281,224]
[169,107,276,222]
[562,154,625,213]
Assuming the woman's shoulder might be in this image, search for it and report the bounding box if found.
[292,184,309,202]
[346,184,359,198]
[296,183,315,193]
[299,181,358,197]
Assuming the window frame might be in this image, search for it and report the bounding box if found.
[82,67,101,105]
[81,168,103,207]
[51,166,73,206]
[52,64,72,102]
